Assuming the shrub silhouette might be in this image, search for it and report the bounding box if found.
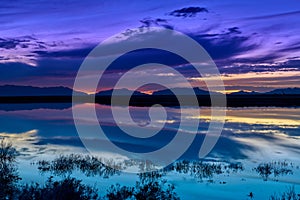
[134,180,179,200]
[105,170,179,200]
[105,179,180,200]
[0,138,20,199]
[18,176,99,200]
[106,184,134,200]
[1,140,99,200]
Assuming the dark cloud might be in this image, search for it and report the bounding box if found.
[284,59,300,66]
[0,47,94,86]
[230,54,281,66]
[140,18,166,27]
[33,46,94,59]
[2,36,37,47]
[0,56,9,61]
[0,38,23,49]
[72,27,260,76]
[0,58,81,87]
[124,22,255,67]
[0,26,298,88]
[277,59,300,71]
[139,17,173,29]
[169,7,208,18]
[0,36,48,51]
[228,27,242,34]
[188,26,297,70]
[219,59,300,74]
[0,62,37,81]
[120,29,140,37]
[191,34,258,62]
[280,44,300,52]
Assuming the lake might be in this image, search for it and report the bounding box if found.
[0,104,299,199]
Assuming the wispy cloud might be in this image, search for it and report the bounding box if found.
[243,10,300,21]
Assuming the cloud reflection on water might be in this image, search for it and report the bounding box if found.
[0,104,298,165]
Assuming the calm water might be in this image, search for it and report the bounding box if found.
[0,104,299,199]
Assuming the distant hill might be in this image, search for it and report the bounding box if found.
[0,103,72,111]
[0,85,87,96]
[0,85,299,107]
[266,88,300,95]
[1,85,299,98]
[229,90,260,95]
[152,87,220,95]
[229,88,300,95]
[96,88,148,96]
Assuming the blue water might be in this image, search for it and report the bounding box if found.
[0,104,299,199]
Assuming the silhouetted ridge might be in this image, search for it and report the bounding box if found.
[152,87,220,95]
[96,88,148,96]
[0,85,86,96]
[266,87,300,95]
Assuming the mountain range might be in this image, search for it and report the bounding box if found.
[230,88,300,95]
[0,85,86,96]
[152,87,220,95]
[229,90,260,95]
[96,88,148,96]
[0,85,300,96]
[265,88,300,95]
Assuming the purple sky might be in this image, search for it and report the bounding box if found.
[0,0,299,93]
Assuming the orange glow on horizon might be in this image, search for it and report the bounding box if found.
[75,70,300,95]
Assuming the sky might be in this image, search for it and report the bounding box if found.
[0,0,300,93]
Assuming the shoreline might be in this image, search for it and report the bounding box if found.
[0,94,299,107]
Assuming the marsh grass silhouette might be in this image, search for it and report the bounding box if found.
[32,155,182,199]
[36,154,122,178]
[36,155,244,183]
[35,154,246,184]
[254,161,294,181]
[2,141,298,200]
[34,158,180,200]
[168,160,243,182]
